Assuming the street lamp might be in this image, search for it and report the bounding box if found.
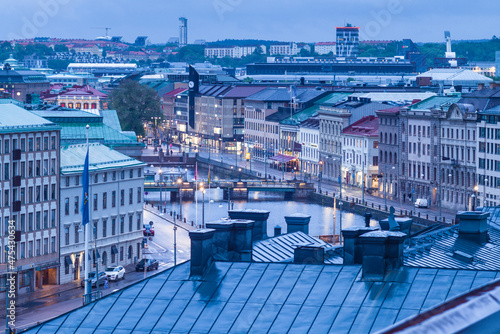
[158,168,163,213]
[318,160,323,193]
[177,177,183,219]
[484,177,489,206]
[200,185,205,228]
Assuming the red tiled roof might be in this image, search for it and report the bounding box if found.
[162,87,188,97]
[342,115,379,137]
[315,42,336,46]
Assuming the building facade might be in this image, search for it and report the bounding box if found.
[0,104,61,299]
[336,24,359,58]
[204,45,265,59]
[179,17,188,48]
[341,116,379,190]
[59,143,145,284]
[376,107,400,199]
[314,42,336,55]
[299,117,320,176]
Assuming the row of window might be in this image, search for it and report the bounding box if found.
[64,187,142,215]
[60,102,97,109]
[64,169,142,187]
[2,236,56,262]
[0,159,57,181]
[64,213,142,246]
[1,184,57,208]
[0,135,57,154]
[2,210,57,234]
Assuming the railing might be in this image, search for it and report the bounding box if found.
[145,180,314,189]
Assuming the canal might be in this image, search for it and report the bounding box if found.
[145,166,377,237]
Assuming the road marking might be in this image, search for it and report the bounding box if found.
[152,241,167,253]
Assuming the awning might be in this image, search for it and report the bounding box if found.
[269,154,297,163]
[111,245,119,255]
[65,256,73,266]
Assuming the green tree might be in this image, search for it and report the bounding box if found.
[54,44,69,52]
[47,59,70,71]
[109,80,162,136]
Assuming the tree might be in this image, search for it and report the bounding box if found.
[109,80,162,136]
[54,44,69,52]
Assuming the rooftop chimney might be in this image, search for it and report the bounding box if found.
[229,209,270,241]
[285,213,311,234]
[189,229,215,277]
[478,83,485,90]
[456,211,490,243]
[205,219,254,261]
[342,226,378,265]
[360,230,406,279]
[294,245,324,264]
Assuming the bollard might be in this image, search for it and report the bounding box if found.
[426,214,428,220]
[191,221,194,226]
[371,203,374,208]
[452,219,454,225]
[418,212,421,218]
[435,216,437,221]
[378,204,381,210]
[326,191,328,196]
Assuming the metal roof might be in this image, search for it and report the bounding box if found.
[60,143,145,173]
[26,261,500,333]
[409,96,461,111]
[253,231,341,264]
[0,104,59,133]
[416,69,493,83]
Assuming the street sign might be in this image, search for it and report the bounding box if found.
[145,191,149,195]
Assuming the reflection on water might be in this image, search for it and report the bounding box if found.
[146,188,376,237]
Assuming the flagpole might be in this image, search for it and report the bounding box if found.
[208,165,211,224]
[195,162,198,228]
[84,124,90,304]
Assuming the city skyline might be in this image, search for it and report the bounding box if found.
[1,0,498,44]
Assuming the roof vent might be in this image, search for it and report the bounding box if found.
[453,250,474,263]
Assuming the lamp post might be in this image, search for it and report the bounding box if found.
[158,168,163,213]
[484,177,489,206]
[177,177,183,219]
[201,186,205,228]
[318,160,323,193]
[361,160,365,206]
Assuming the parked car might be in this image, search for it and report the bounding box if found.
[136,259,159,272]
[414,198,428,208]
[143,223,155,236]
[105,266,126,281]
[80,271,107,288]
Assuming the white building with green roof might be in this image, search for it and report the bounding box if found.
[59,143,146,284]
[0,104,61,299]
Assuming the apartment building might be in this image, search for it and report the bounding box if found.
[0,104,61,297]
[59,143,145,284]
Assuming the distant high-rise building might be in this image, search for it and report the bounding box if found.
[179,17,188,48]
[336,24,359,58]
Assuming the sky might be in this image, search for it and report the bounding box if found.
[1,0,498,44]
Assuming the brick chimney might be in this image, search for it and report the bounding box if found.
[342,226,378,265]
[228,209,270,241]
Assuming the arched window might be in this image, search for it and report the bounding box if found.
[102,251,107,266]
[385,151,388,163]
[389,133,392,145]
[128,245,133,259]
[394,153,397,163]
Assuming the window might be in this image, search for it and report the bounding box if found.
[51,136,56,149]
[43,185,48,201]
[137,187,142,203]
[75,225,80,243]
[20,242,25,259]
[65,226,69,245]
[35,160,41,176]
[128,215,133,232]
[35,240,41,256]
[64,198,69,215]
[28,138,33,151]
[120,190,124,206]
[20,138,25,152]
[43,238,48,254]
[43,210,48,229]
[28,241,33,258]
[51,209,56,227]
[3,190,8,207]
[112,172,116,180]
[137,217,141,230]
[28,161,33,177]
[74,196,79,214]
[4,163,9,180]
[128,246,133,259]
[111,218,116,236]
[103,172,107,182]
[93,194,98,211]
[120,217,124,234]
[51,184,56,200]
[94,173,98,183]
[28,213,33,231]
[129,188,133,204]
[4,139,9,154]
[51,158,56,175]
[35,138,41,151]
[102,192,107,209]
[43,137,48,150]
[112,191,116,207]
[102,219,107,238]
[21,161,25,178]
[36,186,40,202]
[51,236,56,253]
[20,214,25,232]
[120,247,124,261]
[138,169,142,177]
[35,212,41,230]
[129,169,133,178]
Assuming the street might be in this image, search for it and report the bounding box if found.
[0,206,192,331]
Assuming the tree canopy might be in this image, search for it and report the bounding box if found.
[109,80,162,137]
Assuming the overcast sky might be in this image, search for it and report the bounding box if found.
[1,0,498,44]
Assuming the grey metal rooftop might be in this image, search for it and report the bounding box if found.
[25,261,500,334]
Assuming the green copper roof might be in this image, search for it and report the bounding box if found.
[59,123,143,147]
[410,96,461,111]
[101,109,122,132]
[280,93,351,125]
[61,143,145,174]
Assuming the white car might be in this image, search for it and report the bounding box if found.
[105,266,125,281]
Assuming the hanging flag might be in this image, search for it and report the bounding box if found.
[81,147,90,226]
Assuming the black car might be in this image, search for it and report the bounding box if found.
[80,271,108,288]
[136,259,159,272]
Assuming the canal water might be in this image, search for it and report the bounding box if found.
[146,167,377,237]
